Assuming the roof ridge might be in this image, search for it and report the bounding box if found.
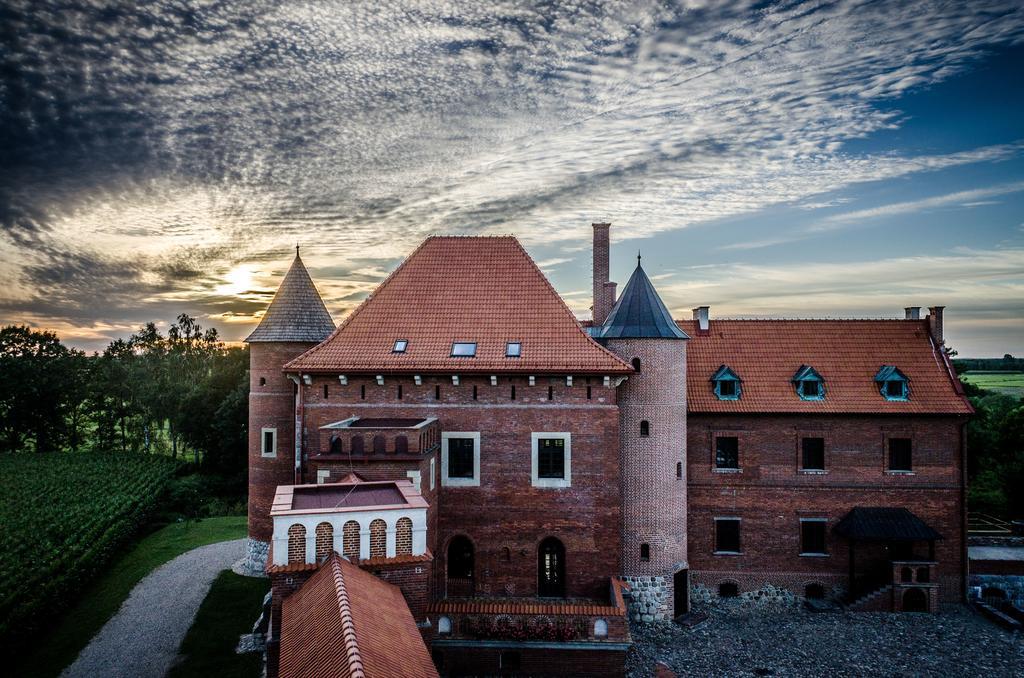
[331,555,366,678]
[508,237,633,370]
[677,317,925,322]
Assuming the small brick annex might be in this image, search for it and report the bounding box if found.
[246,225,971,678]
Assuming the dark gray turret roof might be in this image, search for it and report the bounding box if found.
[245,250,335,343]
[599,259,689,340]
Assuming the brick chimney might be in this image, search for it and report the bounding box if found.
[592,223,613,325]
[692,306,710,331]
[904,307,921,320]
[927,306,944,345]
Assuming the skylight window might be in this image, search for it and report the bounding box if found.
[506,342,522,357]
[711,365,742,401]
[792,365,825,401]
[393,339,408,353]
[451,342,477,357]
[874,366,909,401]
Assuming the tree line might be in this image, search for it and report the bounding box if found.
[0,315,248,478]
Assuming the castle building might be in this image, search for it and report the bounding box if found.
[245,225,971,677]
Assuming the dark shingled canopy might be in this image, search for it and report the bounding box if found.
[835,507,943,541]
[246,250,335,343]
[599,260,689,340]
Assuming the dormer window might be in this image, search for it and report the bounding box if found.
[506,342,522,357]
[711,365,742,400]
[792,365,825,401]
[393,339,408,353]
[451,342,477,357]
[875,366,909,401]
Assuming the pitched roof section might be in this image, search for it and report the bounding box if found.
[279,553,438,678]
[246,250,335,343]
[287,236,631,374]
[835,507,943,541]
[599,261,688,340]
[680,319,972,415]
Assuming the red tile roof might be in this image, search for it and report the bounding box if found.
[280,554,438,678]
[286,236,631,374]
[679,319,972,415]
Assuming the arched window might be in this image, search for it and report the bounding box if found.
[640,420,650,437]
[395,435,409,454]
[804,583,825,600]
[718,581,739,598]
[329,435,343,455]
[342,520,360,560]
[373,435,386,454]
[315,522,333,559]
[396,517,413,556]
[538,537,566,597]
[259,377,266,386]
[902,587,928,612]
[351,435,364,454]
[917,567,930,584]
[631,357,641,372]
[594,619,608,638]
[287,524,306,565]
[502,546,512,562]
[437,616,452,634]
[369,519,387,558]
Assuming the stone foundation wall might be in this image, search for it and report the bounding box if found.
[234,538,270,577]
[969,574,1024,604]
[622,575,671,622]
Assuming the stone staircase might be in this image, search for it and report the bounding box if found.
[845,585,893,612]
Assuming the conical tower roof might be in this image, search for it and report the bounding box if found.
[599,257,689,340]
[245,249,335,343]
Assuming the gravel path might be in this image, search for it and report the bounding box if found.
[628,604,1024,677]
[63,538,247,678]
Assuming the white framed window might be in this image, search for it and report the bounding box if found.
[261,427,277,458]
[316,469,330,484]
[430,457,436,490]
[531,432,571,488]
[441,432,480,487]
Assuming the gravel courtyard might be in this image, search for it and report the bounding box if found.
[627,605,1023,677]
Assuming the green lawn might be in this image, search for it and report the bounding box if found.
[12,516,248,678]
[961,371,1024,397]
[168,570,269,678]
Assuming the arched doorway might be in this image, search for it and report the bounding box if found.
[447,536,474,597]
[538,537,566,597]
[902,587,928,612]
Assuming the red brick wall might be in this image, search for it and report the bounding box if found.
[687,414,966,603]
[433,645,626,677]
[248,341,317,542]
[315,522,333,559]
[370,558,434,621]
[301,373,622,600]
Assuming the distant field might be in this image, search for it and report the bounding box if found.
[960,371,1024,397]
[0,452,179,656]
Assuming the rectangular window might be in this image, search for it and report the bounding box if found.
[801,437,825,471]
[715,518,741,553]
[261,428,277,458]
[537,438,565,479]
[885,380,904,398]
[801,520,827,555]
[532,432,571,488]
[506,342,521,357]
[800,380,821,398]
[429,457,436,490]
[393,339,408,353]
[718,380,736,397]
[451,342,477,357]
[715,436,739,469]
[889,438,912,471]
[447,438,475,478]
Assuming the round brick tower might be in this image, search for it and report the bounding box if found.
[240,248,334,573]
[597,248,689,622]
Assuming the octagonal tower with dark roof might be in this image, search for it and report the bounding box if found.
[241,248,334,572]
[594,226,690,621]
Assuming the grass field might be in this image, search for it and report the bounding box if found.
[960,371,1024,397]
[168,570,269,678]
[11,515,248,678]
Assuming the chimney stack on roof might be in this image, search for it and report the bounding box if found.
[592,223,614,325]
[904,307,921,320]
[693,306,710,332]
[928,306,945,345]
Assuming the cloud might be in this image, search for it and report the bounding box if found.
[1,1,1023,351]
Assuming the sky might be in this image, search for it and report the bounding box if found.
[1,0,1023,357]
